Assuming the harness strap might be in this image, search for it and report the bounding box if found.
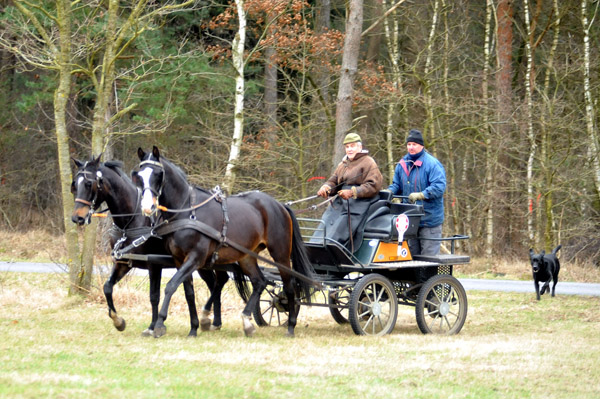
[153,219,321,288]
[209,189,229,266]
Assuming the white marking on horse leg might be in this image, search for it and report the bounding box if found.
[241,312,255,337]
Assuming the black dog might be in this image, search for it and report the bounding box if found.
[529,245,561,300]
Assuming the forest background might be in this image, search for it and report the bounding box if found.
[0,0,599,293]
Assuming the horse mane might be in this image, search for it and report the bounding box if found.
[103,160,131,181]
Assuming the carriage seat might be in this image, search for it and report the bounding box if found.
[362,199,423,240]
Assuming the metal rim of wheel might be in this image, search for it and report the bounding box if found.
[348,274,398,336]
[253,283,296,327]
[328,273,362,324]
[415,274,468,335]
[328,287,351,324]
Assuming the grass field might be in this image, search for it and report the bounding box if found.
[1,270,599,399]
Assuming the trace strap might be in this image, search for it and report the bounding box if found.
[153,218,322,289]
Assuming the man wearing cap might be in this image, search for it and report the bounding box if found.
[388,129,446,255]
[315,132,383,251]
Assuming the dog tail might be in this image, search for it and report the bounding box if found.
[552,244,562,255]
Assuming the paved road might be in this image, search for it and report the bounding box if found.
[1,261,599,297]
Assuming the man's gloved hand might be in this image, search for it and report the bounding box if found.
[317,185,331,198]
[408,192,425,203]
[339,189,353,200]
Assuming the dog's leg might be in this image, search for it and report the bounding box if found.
[534,280,541,300]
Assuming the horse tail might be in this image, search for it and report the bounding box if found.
[284,205,318,305]
[552,244,562,255]
[230,265,251,304]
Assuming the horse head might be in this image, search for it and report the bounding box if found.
[134,146,165,217]
[71,154,104,225]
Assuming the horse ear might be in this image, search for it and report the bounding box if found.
[72,157,83,168]
[137,147,146,161]
[152,145,160,160]
[93,153,103,165]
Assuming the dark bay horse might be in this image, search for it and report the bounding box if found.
[134,146,316,338]
[71,155,233,336]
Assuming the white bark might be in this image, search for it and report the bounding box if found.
[524,0,536,244]
[224,0,247,193]
[581,0,600,202]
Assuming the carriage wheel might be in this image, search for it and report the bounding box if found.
[328,273,362,324]
[328,288,351,324]
[415,274,468,335]
[348,274,398,336]
[252,283,298,327]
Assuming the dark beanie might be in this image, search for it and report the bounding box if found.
[406,129,424,146]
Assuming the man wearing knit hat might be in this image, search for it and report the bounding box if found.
[315,132,383,251]
[387,129,446,255]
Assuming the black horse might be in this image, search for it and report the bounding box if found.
[133,146,316,338]
[71,155,233,336]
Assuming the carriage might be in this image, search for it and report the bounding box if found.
[251,191,470,336]
[72,149,469,338]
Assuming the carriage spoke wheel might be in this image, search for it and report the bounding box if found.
[328,273,362,324]
[415,274,468,335]
[253,283,298,327]
[328,287,351,324]
[348,274,398,336]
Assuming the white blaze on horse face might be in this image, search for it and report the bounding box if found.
[77,176,84,186]
[138,167,156,216]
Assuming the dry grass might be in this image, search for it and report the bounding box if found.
[1,272,599,399]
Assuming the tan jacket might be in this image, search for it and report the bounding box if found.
[323,151,383,199]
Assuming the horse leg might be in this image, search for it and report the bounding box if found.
[142,265,162,337]
[238,259,267,337]
[103,261,131,332]
[280,274,298,338]
[198,269,216,331]
[154,254,205,339]
[210,270,230,330]
[182,276,200,337]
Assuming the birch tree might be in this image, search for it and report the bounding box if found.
[224,0,247,193]
[524,0,537,245]
[581,0,600,203]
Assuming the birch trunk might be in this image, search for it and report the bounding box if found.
[483,0,494,261]
[383,0,405,181]
[581,0,600,203]
[540,0,561,250]
[224,0,247,193]
[423,0,439,149]
[524,0,537,246]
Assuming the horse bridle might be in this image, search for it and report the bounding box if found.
[138,159,166,201]
[74,166,104,223]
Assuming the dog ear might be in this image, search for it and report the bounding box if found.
[529,249,534,259]
[540,250,545,257]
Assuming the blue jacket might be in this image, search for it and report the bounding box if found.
[388,150,446,227]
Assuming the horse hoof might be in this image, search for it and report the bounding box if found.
[153,326,167,338]
[200,318,211,332]
[244,325,256,337]
[286,331,295,338]
[187,331,198,338]
[141,329,153,337]
[210,325,221,331]
[114,318,126,332]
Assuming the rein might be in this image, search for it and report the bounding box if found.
[156,189,220,213]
